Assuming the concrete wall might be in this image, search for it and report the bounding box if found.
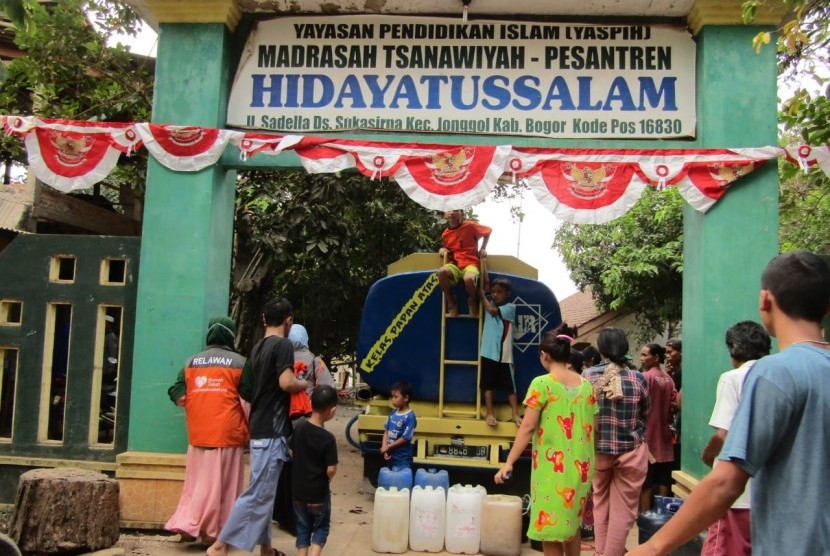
[0,235,139,502]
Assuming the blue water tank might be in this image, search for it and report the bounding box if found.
[414,468,449,494]
[357,268,561,403]
[378,467,413,492]
[637,496,684,544]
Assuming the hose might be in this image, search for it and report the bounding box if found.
[355,386,374,401]
[345,413,380,454]
[0,533,21,556]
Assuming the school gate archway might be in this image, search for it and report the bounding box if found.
[119,0,783,527]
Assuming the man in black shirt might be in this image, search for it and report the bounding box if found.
[208,298,309,556]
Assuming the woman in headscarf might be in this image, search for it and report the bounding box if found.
[288,324,336,396]
[165,316,253,546]
[272,323,337,535]
[583,327,650,556]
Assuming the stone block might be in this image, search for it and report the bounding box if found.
[11,468,119,554]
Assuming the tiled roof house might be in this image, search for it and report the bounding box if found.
[559,288,633,348]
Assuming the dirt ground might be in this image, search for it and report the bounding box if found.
[111,403,620,555]
[113,404,375,555]
[110,405,636,556]
[0,402,633,555]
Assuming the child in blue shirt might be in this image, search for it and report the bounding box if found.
[380,380,417,469]
[479,261,520,427]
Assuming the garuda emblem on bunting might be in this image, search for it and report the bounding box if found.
[18,118,138,192]
[47,131,96,168]
[562,163,616,200]
[426,147,475,185]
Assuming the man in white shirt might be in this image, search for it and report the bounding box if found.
[699,321,770,556]
[627,251,830,556]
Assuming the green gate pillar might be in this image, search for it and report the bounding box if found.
[679,2,785,482]
[128,23,237,454]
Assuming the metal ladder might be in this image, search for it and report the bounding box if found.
[437,260,484,420]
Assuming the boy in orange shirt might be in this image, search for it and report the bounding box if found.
[437,209,492,317]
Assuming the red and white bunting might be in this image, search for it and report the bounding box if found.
[3,115,36,136]
[230,132,305,160]
[134,123,239,172]
[296,140,510,209]
[784,145,830,176]
[525,161,649,225]
[672,147,783,212]
[394,145,511,210]
[295,142,357,174]
[508,147,782,222]
[14,118,141,192]
[2,116,826,224]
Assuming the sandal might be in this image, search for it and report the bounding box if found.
[486,415,498,427]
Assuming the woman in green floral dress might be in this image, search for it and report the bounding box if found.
[496,330,598,556]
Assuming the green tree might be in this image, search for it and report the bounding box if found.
[553,187,684,342]
[232,170,445,362]
[0,0,153,194]
[554,3,829,338]
[0,0,445,364]
[778,133,830,254]
[745,0,830,253]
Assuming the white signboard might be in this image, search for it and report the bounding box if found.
[227,16,697,139]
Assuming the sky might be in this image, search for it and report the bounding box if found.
[472,192,578,300]
[113,26,581,301]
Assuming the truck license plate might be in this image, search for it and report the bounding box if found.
[434,444,488,459]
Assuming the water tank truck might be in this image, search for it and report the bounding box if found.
[351,253,562,489]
